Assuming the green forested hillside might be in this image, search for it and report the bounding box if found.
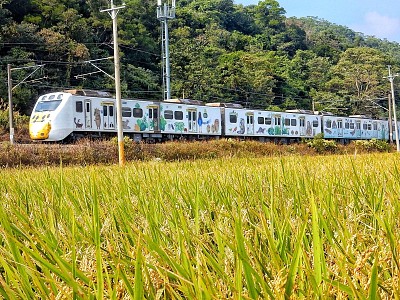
[1,0,400,117]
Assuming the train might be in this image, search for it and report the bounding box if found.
[29,89,394,143]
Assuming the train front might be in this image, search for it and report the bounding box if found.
[29,92,71,141]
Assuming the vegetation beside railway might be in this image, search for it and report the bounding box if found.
[0,134,393,168]
[0,118,393,168]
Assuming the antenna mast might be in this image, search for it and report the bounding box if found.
[157,0,175,100]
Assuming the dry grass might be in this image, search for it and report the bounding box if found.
[0,138,394,168]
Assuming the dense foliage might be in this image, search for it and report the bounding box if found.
[1,0,400,117]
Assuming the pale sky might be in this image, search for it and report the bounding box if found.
[235,0,400,43]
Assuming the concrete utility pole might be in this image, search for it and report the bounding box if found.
[387,65,399,152]
[101,0,126,166]
[388,93,393,143]
[157,0,176,100]
[7,64,13,144]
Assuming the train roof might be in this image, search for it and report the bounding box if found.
[64,89,112,98]
[285,109,317,115]
[206,102,243,108]
[348,114,370,119]
[164,98,205,105]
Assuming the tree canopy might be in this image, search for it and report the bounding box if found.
[1,0,399,117]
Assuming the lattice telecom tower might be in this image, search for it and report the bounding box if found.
[157,0,175,100]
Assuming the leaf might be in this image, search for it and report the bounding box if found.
[284,222,306,299]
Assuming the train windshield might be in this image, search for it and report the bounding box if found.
[34,100,62,112]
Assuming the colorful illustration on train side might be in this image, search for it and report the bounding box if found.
[266,122,289,136]
[132,104,147,131]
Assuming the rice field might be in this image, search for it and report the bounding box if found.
[0,153,400,299]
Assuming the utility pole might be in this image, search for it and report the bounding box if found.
[387,65,399,152]
[157,0,175,100]
[7,63,45,145]
[7,64,13,144]
[101,0,126,166]
[388,93,393,143]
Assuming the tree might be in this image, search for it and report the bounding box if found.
[329,47,389,115]
[217,51,277,108]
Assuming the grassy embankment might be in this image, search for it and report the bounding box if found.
[0,154,399,298]
[0,136,394,168]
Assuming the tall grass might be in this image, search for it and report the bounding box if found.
[0,138,394,168]
[0,153,399,298]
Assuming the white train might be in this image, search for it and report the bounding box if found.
[29,89,393,142]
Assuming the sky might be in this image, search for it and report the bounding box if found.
[234,0,400,43]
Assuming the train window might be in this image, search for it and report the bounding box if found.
[247,115,253,124]
[326,120,331,128]
[337,120,342,129]
[49,95,55,100]
[291,119,296,126]
[345,122,349,129]
[35,100,62,112]
[109,106,114,117]
[258,117,264,124]
[230,114,237,123]
[284,119,290,126]
[367,124,372,130]
[76,101,83,113]
[103,106,108,116]
[265,117,272,125]
[203,112,208,118]
[313,120,319,127]
[133,108,143,118]
[274,117,281,126]
[373,123,378,130]
[174,111,183,120]
[363,123,367,130]
[356,122,361,130]
[350,123,355,129]
[300,118,305,127]
[164,110,173,120]
[122,107,131,117]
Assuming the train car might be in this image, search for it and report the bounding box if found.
[29,90,222,142]
[160,99,221,139]
[30,89,393,144]
[207,103,322,141]
[322,115,388,140]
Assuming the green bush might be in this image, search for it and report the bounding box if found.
[0,102,30,141]
[354,139,391,152]
[0,105,9,129]
[307,134,338,153]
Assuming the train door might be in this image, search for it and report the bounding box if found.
[188,109,197,133]
[372,121,378,138]
[355,121,361,138]
[84,100,92,128]
[299,117,306,136]
[274,115,282,135]
[337,119,343,137]
[148,105,159,131]
[246,113,254,135]
[102,103,115,129]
